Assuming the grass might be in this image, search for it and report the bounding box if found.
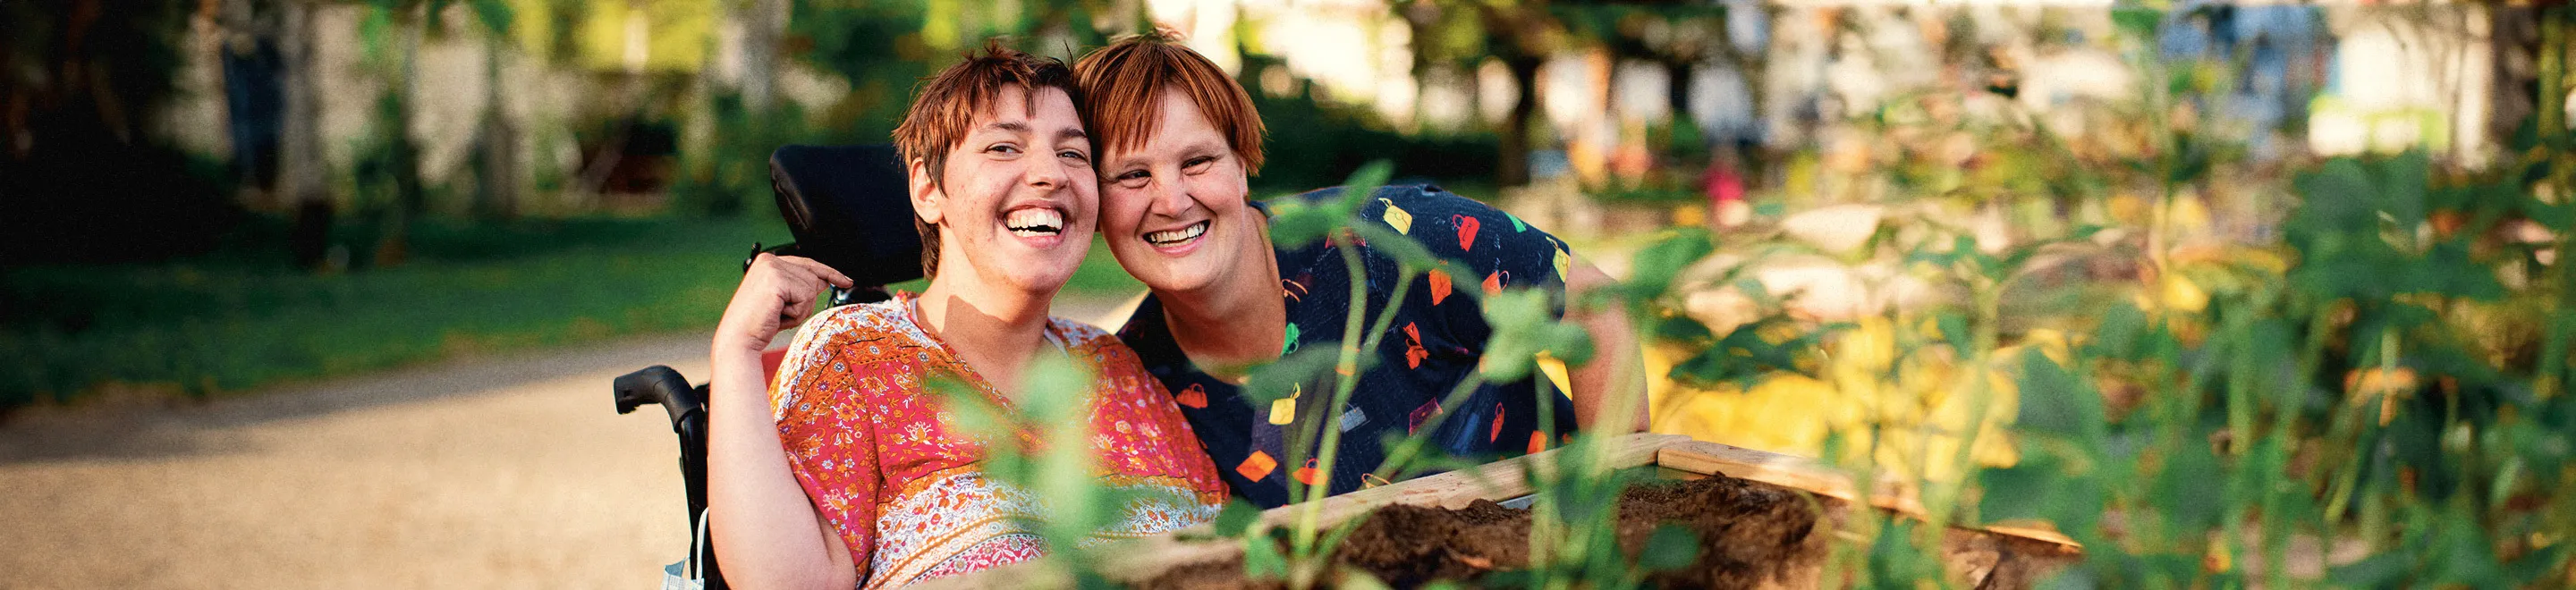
[0,215,1145,409]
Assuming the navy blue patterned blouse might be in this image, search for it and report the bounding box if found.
[1115,184,1581,508]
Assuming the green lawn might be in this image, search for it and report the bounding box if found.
[0,215,1142,409]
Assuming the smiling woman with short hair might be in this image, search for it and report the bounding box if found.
[705,40,1226,590]
[1073,32,1648,509]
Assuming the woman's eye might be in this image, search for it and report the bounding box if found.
[1183,156,1216,171]
[1115,170,1149,181]
[1059,150,1090,164]
[986,144,1020,155]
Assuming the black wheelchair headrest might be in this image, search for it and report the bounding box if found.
[768,144,923,288]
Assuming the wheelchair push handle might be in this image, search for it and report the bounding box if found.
[613,365,704,432]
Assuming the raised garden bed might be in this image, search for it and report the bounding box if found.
[919,434,2080,588]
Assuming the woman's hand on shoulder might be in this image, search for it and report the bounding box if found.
[716,253,855,356]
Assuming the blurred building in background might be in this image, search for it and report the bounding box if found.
[97,1,2557,228]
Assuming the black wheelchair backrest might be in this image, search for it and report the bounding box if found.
[612,144,927,590]
[768,144,924,289]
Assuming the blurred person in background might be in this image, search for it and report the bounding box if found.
[1072,32,1648,509]
[706,40,1226,590]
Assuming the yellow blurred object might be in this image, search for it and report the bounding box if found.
[577,0,715,72]
[2169,196,2214,237]
[1538,353,1572,397]
[2161,274,2210,313]
[2346,367,2418,426]
[1646,317,2022,483]
[1672,204,1707,228]
[2107,193,2148,226]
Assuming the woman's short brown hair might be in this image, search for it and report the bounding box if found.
[892,38,1080,278]
[1072,31,1266,174]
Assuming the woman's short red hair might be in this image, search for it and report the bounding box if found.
[892,38,1079,278]
[1072,31,1266,174]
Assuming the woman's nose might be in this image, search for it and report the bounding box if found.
[1028,158,1071,189]
[1148,176,1193,215]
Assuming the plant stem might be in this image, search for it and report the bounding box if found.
[1292,234,1411,560]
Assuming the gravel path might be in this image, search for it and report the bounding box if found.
[0,332,708,589]
[0,294,1140,589]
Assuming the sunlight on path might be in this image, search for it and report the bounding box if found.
[0,334,708,589]
[0,293,1138,589]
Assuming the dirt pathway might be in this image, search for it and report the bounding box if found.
[0,295,1138,589]
[0,332,708,589]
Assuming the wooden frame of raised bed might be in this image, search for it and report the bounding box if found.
[919,433,2080,588]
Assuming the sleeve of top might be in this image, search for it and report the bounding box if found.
[769,314,884,580]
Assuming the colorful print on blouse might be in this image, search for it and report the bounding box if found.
[769,293,1230,588]
[1117,184,1581,508]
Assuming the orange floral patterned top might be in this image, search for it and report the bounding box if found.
[767,293,1230,588]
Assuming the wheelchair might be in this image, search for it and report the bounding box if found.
[611,144,916,590]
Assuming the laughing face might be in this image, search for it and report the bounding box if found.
[910,85,1098,295]
[1097,88,1258,296]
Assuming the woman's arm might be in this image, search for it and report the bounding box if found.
[708,253,860,590]
[1562,254,1649,433]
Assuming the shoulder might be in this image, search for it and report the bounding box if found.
[1051,316,1140,365]
[775,300,929,411]
[792,300,924,355]
[1051,316,1165,386]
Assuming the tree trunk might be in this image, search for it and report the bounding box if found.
[280,0,335,269]
[472,39,518,220]
[375,13,426,266]
[1665,58,1692,125]
[279,0,324,208]
[1500,55,1544,187]
[1711,4,1775,192]
[219,0,288,207]
[739,0,784,114]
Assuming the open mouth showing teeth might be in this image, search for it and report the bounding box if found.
[1145,221,1208,246]
[1005,208,1064,237]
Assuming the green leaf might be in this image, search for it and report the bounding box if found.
[1265,198,1349,251]
[1209,499,1262,538]
[1935,311,1974,355]
[2013,350,2106,440]
[1626,229,1716,299]
[1342,160,1394,197]
[469,0,513,35]
[2092,302,2148,360]
[928,376,1007,440]
[1975,460,2055,522]
[1352,223,1444,271]
[1649,314,1716,346]
[2377,150,2431,228]
[1241,534,1289,580]
[2292,158,2377,230]
[2151,426,2224,529]
[1640,524,1700,571]
[1479,289,1588,381]
[1241,347,1342,404]
[1020,353,1094,424]
[2327,551,2412,586]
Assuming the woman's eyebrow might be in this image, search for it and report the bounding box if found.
[1055,127,1089,144]
[1112,140,1227,168]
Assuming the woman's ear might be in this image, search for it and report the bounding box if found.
[908,158,944,226]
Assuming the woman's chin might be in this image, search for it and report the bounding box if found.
[1000,266,1082,296]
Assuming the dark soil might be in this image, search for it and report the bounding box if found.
[1140,474,1836,589]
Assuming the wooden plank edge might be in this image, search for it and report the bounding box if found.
[1656,440,2084,550]
[913,433,1691,588]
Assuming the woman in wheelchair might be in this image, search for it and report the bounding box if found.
[707,42,1227,590]
[1071,33,1648,509]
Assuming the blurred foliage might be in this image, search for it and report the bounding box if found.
[1633,6,2576,587]
[0,215,782,409]
[0,0,233,266]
